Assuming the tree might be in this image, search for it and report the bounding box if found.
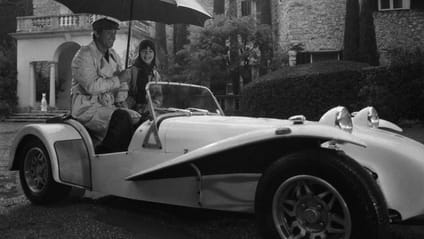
[155,23,168,71]
[359,0,379,65]
[343,0,360,61]
[0,34,17,116]
[228,0,240,94]
[169,15,272,92]
[0,0,32,116]
[174,24,189,54]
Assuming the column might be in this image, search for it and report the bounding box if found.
[49,61,56,108]
[29,62,36,108]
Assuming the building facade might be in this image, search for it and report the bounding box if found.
[373,0,424,65]
[10,0,424,110]
[271,0,346,63]
[11,0,155,111]
[215,0,423,65]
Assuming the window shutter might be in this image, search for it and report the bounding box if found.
[370,0,378,11]
[296,52,311,65]
[411,0,424,9]
[241,0,251,16]
[259,0,272,24]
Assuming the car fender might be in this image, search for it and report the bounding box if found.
[340,126,424,220]
[9,123,90,188]
[378,119,403,132]
[126,124,366,180]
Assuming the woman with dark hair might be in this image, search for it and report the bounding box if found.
[126,39,161,113]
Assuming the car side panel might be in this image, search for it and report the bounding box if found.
[201,173,260,212]
[341,126,424,220]
[90,150,259,212]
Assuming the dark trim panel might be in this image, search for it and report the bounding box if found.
[54,139,91,188]
[130,137,322,181]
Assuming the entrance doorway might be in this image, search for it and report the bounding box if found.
[55,42,80,110]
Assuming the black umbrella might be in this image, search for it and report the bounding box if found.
[54,0,212,66]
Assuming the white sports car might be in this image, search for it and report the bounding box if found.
[9,81,424,239]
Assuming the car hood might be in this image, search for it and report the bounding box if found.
[159,115,296,153]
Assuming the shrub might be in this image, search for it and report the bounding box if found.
[0,35,17,118]
[240,61,368,120]
[0,63,17,117]
[239,60,424,123]
[359,63,424,122]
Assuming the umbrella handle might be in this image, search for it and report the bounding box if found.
[125,0,134,68]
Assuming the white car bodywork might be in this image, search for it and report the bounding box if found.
[8,82,424,222]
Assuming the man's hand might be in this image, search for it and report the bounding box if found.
[126,109,141,124]
[117,69,131,83]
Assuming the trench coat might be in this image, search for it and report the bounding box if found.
[70,41,123,146]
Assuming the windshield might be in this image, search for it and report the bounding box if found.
[146,82,223,118]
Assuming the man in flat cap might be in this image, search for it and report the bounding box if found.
[71,17,139,153]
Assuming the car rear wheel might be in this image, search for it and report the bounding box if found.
[255,149,389,239]
[19,138,71,204]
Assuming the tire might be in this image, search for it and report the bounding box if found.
[19,138,71,204]
[255,149,389,239]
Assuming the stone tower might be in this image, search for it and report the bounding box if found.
[213,0,347,63]
[271,0,346,62]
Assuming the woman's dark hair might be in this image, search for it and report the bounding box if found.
[131,39,158,106]
[137,39,156,67]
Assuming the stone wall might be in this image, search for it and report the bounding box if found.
[33,0,71,16]
[276,0,346,52]
[374,10,424,65]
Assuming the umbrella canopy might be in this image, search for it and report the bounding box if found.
[54,0,211,26]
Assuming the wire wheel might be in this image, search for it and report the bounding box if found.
[272,175,351,239]
[23,147,49,193]
[19,138,71,204]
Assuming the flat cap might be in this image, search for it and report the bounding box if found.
[92,17,119,31]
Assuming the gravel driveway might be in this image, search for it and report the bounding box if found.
[1,122,424,239]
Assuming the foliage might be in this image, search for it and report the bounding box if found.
[386,47,424,67]
[239,61,424,123]
[239,61,367,120]
[0,34,17,117]
[167,14,273,88]
[358,63,424,122]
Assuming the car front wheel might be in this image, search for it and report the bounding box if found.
[255,149,389,239]
[19,138,71,204]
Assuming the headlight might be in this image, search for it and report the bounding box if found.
[353,106,379,128]
[336,107,353,133]
[367,107,379,128]
[319,106,353,133]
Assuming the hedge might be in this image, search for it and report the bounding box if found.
[239,61,424,123]
[0,61,17,117]
[358,63,424,122]
[0,35,17,118]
